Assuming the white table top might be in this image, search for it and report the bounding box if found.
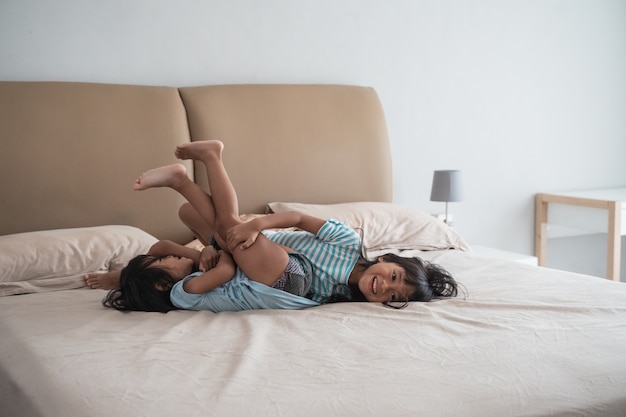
[549,187,626,203]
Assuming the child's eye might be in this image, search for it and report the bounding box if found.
[391,292,396,301]
[392,272,396,281]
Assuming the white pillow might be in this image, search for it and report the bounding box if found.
[267,201,470,253]
[0,225,157,296]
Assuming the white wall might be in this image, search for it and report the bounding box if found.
[2,0,625,267]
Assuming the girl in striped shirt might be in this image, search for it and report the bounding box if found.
[97,140,457,313]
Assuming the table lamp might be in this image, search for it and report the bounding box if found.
[430,170,463,225]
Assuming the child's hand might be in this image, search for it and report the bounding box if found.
[199,245,220,272]
[216,250,236,273]
[226,222,260,252]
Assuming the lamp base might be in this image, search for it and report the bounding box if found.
[432,213,454,226]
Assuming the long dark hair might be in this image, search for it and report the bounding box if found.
[103,255,178,313]
[326,253,458,307]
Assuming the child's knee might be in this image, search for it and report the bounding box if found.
[178,202,194,222]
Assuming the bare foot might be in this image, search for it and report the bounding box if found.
[175,140,224,162]
[84,271,121,290]
[133,163,188,191]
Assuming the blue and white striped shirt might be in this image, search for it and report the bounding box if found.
[265,219,362,303]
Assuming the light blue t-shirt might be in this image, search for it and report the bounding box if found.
[170,270,319,312]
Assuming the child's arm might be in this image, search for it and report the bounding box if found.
[182,250,236,294]
[259,211,326,234]
[148,240,202,267]
[150,240,221,273]
[227,211,326,251]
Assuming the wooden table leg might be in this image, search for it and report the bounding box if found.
[535,194,549,267]
[608,201,621,281]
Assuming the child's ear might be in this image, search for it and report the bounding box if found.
[377,256,385,264]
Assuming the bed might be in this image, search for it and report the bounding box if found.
[1,82,625,417]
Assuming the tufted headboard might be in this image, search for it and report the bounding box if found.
[0,82,392,243]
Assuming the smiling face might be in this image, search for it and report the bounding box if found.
[357,259,415,303]
[151,255,194,281]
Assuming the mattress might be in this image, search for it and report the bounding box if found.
[2,249,626,417]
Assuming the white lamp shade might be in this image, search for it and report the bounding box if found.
[430,170,463,202]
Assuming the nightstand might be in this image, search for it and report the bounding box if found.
[471,246,538,266]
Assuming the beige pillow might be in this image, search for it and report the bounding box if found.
[0,225,157,296]
[267,201,470,252]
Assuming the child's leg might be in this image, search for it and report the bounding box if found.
[178,202,228,249]
[174,141,291,287]
[179,201,310,295]
[174,141,240,240]
[134,162,218,230]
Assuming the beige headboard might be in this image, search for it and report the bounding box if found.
[0,82,194,242]
[180,84,392,214]
[0,82,392,243]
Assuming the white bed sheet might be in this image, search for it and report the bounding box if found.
[1,250,626,417]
